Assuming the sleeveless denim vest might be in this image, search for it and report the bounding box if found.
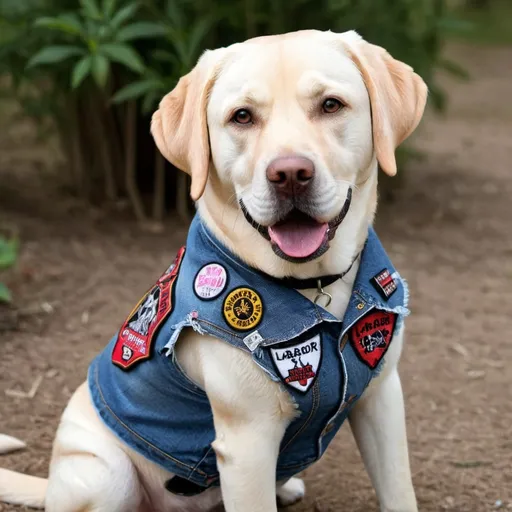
[88,215,409,488]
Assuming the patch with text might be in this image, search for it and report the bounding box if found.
[350,310,396,369]
[270,335,321,392]
[193,263,227,300]
[223,287,263,331]
[112,246,186,370]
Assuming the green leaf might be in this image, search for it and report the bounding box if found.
[80,0,102,20]
[116,22,167,42]
[34,14,83,36]
[0,236,18,269]
[111,79,162,103]
[91,53,110,87]
[185,17,214,65]
[99,43,144,73]
[27,46,85,68]
[102,0,116,18]
[141,90,159,114]
[165,0,185,30]
[71,55,93,88]
[110,2,139,30]
[151,49,176,64]
[0,282,12,303]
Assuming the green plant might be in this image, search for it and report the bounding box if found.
[0,233,19,303]
[0,0,467,222]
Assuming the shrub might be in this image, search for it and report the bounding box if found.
[0,0,465,222]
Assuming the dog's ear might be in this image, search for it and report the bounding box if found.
[151,50,222,200]
[341,31,428,176]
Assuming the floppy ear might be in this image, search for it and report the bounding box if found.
[151,51,221,200]
[341,31,428,176]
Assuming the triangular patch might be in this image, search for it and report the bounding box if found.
[270,335,321,393]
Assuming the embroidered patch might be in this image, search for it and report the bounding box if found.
[350,310,396,369]
[193,263,228,300]
[371,268,397,299]
[223,287,263,331]
[270,335,321,393]
[112,246,186,370]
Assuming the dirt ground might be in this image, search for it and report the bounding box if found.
[0,43,511,511]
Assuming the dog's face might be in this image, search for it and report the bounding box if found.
[152,30,427,268]
[206,35,372,262]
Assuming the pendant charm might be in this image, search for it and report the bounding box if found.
[314,279,332,308]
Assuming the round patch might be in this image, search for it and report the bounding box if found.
[194,263,228,300]
[223,287,263,331]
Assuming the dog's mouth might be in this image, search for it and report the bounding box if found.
[240,188,352,263]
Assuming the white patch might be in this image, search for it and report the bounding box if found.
[122,345,133,361]
[194,263,228,300]
[128,288,159,336]
[270,335,321,392]
[243,330,264,351]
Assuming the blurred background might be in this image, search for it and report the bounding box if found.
[0,0,510,511]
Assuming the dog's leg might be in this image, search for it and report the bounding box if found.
[45,386,146,512]
[194,338,296,512]
[46,426,145,512]
[349,365,417,512]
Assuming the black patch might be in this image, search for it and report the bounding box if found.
[371,268,397,299]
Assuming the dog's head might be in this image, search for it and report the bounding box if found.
[152,30,427,274]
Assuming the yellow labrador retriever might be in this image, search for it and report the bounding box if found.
[0,29,427,512]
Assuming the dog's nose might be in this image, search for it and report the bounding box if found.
[266,156,315,197]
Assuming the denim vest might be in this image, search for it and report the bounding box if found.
[88,215,409,488]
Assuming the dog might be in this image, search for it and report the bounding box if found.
[0,29,427,512]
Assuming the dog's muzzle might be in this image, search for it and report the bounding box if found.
[240,187,352,263]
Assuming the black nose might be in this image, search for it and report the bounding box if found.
[266,156,315,197]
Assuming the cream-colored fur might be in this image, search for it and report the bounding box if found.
[0,29,427,512]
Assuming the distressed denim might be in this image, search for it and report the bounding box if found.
[88,215,409,488]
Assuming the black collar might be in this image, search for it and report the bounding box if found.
[273,254,360,290]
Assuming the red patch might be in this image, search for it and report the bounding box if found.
[112,247,186,370]
[350,310,397,369]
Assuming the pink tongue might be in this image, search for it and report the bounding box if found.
[268,219,328,258]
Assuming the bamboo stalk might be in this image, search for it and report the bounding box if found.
[68,96,89,200]
[124,101,146,222]
[93,95,117,202]
[152,149,166,222]
[176,172,190,222]
[88,92,117,202]
[103,99,124,193]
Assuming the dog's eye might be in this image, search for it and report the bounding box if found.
[232,109,253,125]
[322,98,343,114]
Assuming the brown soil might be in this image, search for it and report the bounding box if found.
[1,43,511,512]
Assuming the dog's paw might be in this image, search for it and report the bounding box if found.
[0,434,26,454]
[276,477,306,507]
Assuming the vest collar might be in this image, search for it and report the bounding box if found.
[192,215,407,345]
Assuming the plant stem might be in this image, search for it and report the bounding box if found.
[124,101,146,222]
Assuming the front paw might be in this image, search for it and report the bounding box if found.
[276,477,306,507]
